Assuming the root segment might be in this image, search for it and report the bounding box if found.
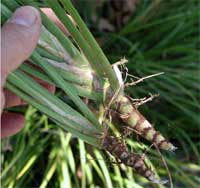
[115,96,175,151]
[102,135,164,183]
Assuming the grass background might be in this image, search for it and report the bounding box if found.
[1,0,200,188]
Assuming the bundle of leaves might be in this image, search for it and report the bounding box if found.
[1,0,199,188]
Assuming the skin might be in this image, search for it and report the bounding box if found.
[1,6,66,138]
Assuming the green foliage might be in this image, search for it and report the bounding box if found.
[1,107,199,188]
[1,0,199,188]
[101,0,199,129]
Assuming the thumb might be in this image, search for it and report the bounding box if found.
[1,6,41,86]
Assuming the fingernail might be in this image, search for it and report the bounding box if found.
[9,7,38,27]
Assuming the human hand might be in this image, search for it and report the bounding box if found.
[1,6,69,138]
[1,6,42,138]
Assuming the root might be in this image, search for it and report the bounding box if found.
[102,133,164,184]
[154,144,173,188]
[116,96,176,151]
[125,72,164,87]
[128,93,159,108]
[122,125,142,137]
[141,144,154,160]
[105,58,175,185]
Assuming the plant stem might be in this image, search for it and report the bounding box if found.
[5,81,101,147]
[45,0,104,78]
[30,51,102,130]
[19,63,103,101]
[60,0,120,92]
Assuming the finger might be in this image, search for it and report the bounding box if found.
[39,82,56,93]
[1,93,5,114]
[1,112,25,138]
[1,6,42,87]
[3,82,55,108]
[41,8,69,35]
[3,89,22,108]
[22,62,56,93]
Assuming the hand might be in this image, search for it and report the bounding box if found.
[1,6,43,138]
[1,6,68,138]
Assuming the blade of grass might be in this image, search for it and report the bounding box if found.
[65,136,80,188]
[39,159,57,188]
[86,153,106,185]
[9,70,99,134]
[59,131,72,188]
[2,0,20,11]
[20,63,103,101]
[59,0,120,91]
[94,149,113,188]
[5,81,101,147]
[79,139,87,188]
[16,155,37,180]
[30,51,102,130]
[44,0,104,80]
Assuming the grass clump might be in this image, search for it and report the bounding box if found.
[1,0,199,188]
